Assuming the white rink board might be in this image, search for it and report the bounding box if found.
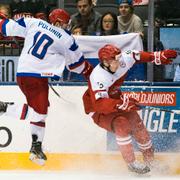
[0,85,107,153]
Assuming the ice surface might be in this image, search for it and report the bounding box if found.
[0,171,179,180]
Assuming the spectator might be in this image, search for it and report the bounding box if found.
[97,11,119,36]
[117,0,144,37]
[71,24,83,35]
[0,4,10,18]
[70,0,101,35]
[10,0,47,21]
[92,0,98,6]
[0,4,18,49]
[155,0,180,26]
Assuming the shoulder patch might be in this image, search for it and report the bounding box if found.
[64,29,71,35]
[69,39,78,51]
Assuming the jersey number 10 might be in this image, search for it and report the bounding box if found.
[28,31,54,59]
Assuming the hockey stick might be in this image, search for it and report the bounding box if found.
[49,84,74,104]
[49,84,61,98]
[139,105,180,114]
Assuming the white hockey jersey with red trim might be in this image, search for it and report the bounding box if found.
[83,50,139,114]
[90,51,137,100]
[1,18,85,79]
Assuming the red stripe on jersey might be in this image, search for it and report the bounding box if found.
[68,61,84,70]
[30,121,45,127]
[94,89,106,94]
[0,19,6,33]
[20,104,28,120]
[132,52,138,61]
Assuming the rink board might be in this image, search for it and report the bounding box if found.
[0,85,179,175]
[107,86,180,152]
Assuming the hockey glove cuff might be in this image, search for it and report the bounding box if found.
[116,96,141,112]
[152,50,177,65]
[81,61,93,80]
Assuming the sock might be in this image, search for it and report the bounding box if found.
[116,135,135,163]
[30,120,45,142]
[137,140,154,162]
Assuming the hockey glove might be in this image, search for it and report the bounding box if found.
[81,61,93,80]
[116,96,141,112]
[152,49,177,65]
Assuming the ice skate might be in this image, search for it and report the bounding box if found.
[128,160,150,174]
[0,101,14,115]
[29,141,47,166]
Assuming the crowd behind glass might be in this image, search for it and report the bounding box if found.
[0,0,179,82]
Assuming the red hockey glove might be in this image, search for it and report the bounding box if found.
[116,96,141,112]
[152,49,177,65]
[81,61,93,80]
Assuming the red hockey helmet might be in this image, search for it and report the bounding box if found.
[49,9,70,25]
[98,44,121,62]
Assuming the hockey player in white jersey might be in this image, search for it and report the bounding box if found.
[0,9,93,165]
[83,44,177,174]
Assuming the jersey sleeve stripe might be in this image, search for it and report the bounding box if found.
[68,55,84,70]
[69,40,78,51]
[16,72,61,80]
[94,89,107,93]
[16,18,26,28]
[1,19,9,36]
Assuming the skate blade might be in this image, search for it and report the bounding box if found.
[128,169,151,177]
[128,166,151,175]
[29,153,46,166]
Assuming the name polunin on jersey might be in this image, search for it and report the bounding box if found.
[38,21,62,39]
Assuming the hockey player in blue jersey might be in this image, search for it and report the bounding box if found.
[0,9,93,165]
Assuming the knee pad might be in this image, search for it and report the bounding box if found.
[113,116,131,136]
